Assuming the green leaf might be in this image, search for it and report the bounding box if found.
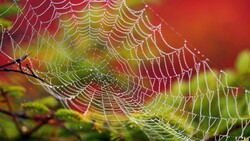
[34,96,58,108]
[0,84,25,98]
[21,102,50,114]
[55,109,84,123]
[0,114,19,139]
[236,50,250,74]
[5,85,25,98]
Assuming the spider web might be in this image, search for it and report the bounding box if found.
[1,0,250,140]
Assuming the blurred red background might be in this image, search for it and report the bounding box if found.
[150,0,250,69]
[1,0,249,68]
[0,0,249,85]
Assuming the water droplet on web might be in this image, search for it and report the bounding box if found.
[21,126,28,132]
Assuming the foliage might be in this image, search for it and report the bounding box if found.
[34,96,59,108]
[55,109,85,123]
[21,102,50,114]
[236,50,250,74]
[0,83,25,98]
[133,49,250,140]
[0,50,249,140]
[0,82,149,141]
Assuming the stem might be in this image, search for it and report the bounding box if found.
[0,90,23,136]
[0,108,28,119]
[0,54,51,86]
[0,54,29,69]
[0,61,16,69]
[0,107,51,139]
[62,124,85,141]
[22,117,51,139]
[0,108,84,141]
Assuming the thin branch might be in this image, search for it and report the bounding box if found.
[18,62,23,72]
[0,54,29,69]
[0,107,51,139]
[0,61,16,69]
[0,90,23,135]
[0,108,30,119]
[22,117,51,139]
[0,108,84,141]
[0,54,51,86]
[26,63,35,76]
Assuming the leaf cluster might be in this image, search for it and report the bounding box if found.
[0,83,149,141]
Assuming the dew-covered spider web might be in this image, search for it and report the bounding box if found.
[1,0,250,140]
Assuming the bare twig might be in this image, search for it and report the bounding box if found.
[0,54,51,86]
[0,61,16,69]
[0,54,29,69]
[26,63,35,76]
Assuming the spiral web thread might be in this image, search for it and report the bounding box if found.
[0,0,250,140]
